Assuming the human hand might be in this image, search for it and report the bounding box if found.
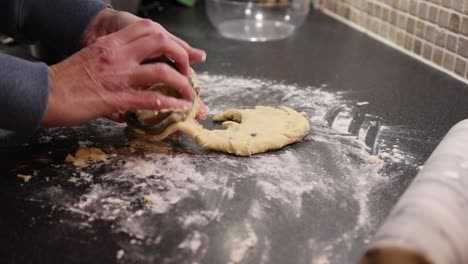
[81,8,209,121]
[82,8,206,65]
[41,20,200,127]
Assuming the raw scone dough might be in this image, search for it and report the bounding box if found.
[134,98,310,156]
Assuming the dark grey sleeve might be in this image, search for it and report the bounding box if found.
[0,0,108,135]
[0,53,49,134]
[0,0,107,55]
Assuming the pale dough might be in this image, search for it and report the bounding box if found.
[133,97,310,156]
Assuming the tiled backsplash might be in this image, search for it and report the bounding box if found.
[317,0,468,82]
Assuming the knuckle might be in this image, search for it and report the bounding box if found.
[139,19,153,27]
[117,92,135,111]
[94,46,117,65]
[152,22,163,30]
[153,63,169,76]
[151,31,166,42]
[95,34,121,47]
[94,35,107,44]
[181,50,189,61]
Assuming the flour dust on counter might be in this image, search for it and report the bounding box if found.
[17,73,423,264]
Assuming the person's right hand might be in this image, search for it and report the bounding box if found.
[41,20,200,127]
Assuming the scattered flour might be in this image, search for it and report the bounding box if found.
[116,249,125,260]
[29,73,421,264]
[227,222,258,264]
[178,231,204,254]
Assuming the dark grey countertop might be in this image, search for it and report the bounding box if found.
[1,2,468,264]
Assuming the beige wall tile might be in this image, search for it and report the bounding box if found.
[371,18,381,33]
[350,8,359,23]
[418,1,429,20]
[373,3,382,17]
[439,9,450,28]
[407,17,416,34]
[397,30,406,46]
[423,42,434,60]
[424,24,437,42]
[366,1,373,14]
[443,51,456,70]
[357,11,368,27]
[414,38,423,55]
[433,47,444,64]
[321,0,468,81]
[446,33,458,52]
[397,13,408,29]
[398,0,410,12]
[427,5,439,24]
[389,25,398,43]
[390,9,398,25]
[328,0,338,12]
[405,34,414,50]
[448,13,461,33]
[366,15,374,30]
[415,20,425,38]
[458,37,468,57]
[410,0,418,16]
[452,0,464,12]
[359,0,368,11]
[455,56,467,76]
[381,0,391,6]
[461,16,468,37]
[382,6,390,21]
[435,28,448,47]
[379,22,390,38]
[441,0,452,9]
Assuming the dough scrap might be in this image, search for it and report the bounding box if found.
[17,174,32,183]
[65,146,108,167]
[134,98,310,156]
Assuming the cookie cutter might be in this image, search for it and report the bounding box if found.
[123,59,198,135]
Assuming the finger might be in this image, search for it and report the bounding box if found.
[168,33,206,63]
[104,19,161,45]
[130,63,195,101]
[195,101,209,120]
[118,89,192,112]
[124,33,190,75]
[150,25,199,57]
[106,112,125,123]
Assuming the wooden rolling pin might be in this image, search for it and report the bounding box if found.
[360,119,468,264]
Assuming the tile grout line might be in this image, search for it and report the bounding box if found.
[349,1,465,40]
[346,1,468,46]
[321,8,468,85]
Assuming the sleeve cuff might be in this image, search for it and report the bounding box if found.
[0,53,49,135]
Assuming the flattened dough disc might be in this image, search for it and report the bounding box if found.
[133,97,310,156]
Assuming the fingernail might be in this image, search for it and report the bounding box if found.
[201,51,207,62]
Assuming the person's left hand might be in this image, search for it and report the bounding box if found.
[81,8,209,121]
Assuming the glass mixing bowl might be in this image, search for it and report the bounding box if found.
[205,0,310,42]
